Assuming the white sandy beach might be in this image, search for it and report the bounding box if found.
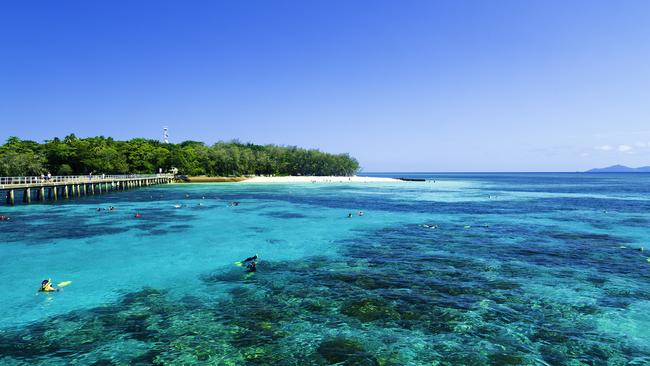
[242,175,400,183]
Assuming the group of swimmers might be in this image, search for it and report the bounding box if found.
[175,202,207,208]
[419,223,489,229]
[95,206,115,212]
[347,211,364,218]
[29,189,343,293]
[39,253,259,294]
[94,205,145,218]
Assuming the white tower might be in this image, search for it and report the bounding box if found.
[163,127,169,144]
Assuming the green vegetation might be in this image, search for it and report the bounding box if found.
[0,135,359,176]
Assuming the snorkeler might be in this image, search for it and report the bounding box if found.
[234,254,259,270]
[242,255,258,263]
[38,279,59,292]
[242,255,258,272]
[246,261,257,273]
[236,255,258,272]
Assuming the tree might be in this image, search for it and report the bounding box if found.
[0,135,360,176]
[0,137,47,176]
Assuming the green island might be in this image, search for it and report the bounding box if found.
[0,135,359,177]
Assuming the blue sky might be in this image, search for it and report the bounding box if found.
[1,1,649,171]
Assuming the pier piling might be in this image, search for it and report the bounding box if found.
[0,174,173,205]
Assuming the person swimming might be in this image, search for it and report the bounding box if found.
[242,255,258,263]
[239,255,258,272]
[39,279,59,292]
[0,215,10,221]
[358,211,364,216]
[347,213,353,218]
[246,261,257,272]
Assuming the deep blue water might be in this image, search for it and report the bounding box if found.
[0,173,649,365]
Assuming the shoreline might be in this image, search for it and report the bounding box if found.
[182,176,248,183]
[182,175,401,183]
[242,175,400,183]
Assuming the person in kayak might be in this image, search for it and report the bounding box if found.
[39,279,59,292]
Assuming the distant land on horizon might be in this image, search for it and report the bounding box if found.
[586,165,650,173]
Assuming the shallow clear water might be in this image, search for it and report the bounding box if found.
[1,173,649,365]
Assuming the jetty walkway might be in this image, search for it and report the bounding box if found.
[0,174,174,205]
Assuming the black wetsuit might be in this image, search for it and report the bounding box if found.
[242,255,257,263]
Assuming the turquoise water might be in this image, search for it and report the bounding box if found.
[1,173,649,365]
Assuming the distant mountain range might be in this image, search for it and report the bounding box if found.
[586,165,650,173]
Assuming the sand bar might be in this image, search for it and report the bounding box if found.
[242,175,400,183]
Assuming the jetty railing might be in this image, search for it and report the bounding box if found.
[1,174,175,205]
[0,174,173,186]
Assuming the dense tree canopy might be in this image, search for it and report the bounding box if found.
[0,135,360,177]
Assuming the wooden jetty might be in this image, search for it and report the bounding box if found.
[0,174,174,205]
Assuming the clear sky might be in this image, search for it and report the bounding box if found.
[1,1,649,172]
